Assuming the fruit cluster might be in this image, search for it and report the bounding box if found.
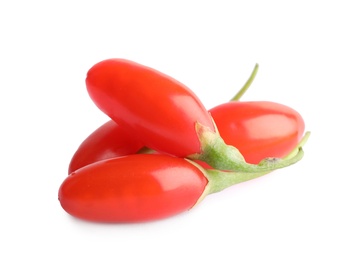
[58,59,310,223]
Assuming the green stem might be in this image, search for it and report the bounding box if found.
[230,63,259,101]
[203,131,310,194]
[190,121,309,172]
[283,132,310,160]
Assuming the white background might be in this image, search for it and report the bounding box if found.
[1,1,360,259]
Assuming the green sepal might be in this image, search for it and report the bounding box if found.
[189,122,308,173]
[190,131,310,201]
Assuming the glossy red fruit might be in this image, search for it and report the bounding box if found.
[59,143,307,223]
[68,120,143,173]
[59,154,208,223]
[86,58,215,158]
[209,101,305,163]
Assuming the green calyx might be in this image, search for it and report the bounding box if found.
[205,131,309,194]
[189,131,310,206]
[188,122,246,170]
[189,122,309,174]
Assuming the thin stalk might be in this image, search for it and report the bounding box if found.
[230,63,259,101]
